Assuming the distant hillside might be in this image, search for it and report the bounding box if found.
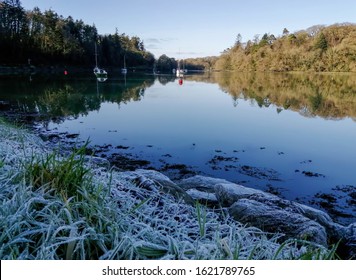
[214,23,356,72]
[184,57,218,71]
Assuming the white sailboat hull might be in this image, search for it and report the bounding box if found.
[94,43,108,78]
[94,66,107,77]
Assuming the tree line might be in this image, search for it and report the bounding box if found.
[214,23,356,72]
[0,0,154,69]
[2,1,355,73]
[154,55,218,73]
[184,23,356,72]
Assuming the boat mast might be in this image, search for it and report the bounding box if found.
[95,43,98,67]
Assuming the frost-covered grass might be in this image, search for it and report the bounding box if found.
[0,121,337,260]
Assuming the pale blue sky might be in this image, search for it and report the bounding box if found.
[21,0,356,59]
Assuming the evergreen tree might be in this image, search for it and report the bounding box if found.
[315,32,328,52]
[0,1,154,68]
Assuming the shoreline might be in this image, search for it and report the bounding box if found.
[34,121,355,226]
[0,65,155,77]
[2,65,356,76]
[0,119,355,259]
[1,73,355,225]
[1,101,354,226]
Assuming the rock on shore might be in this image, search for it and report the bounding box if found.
[121,170,355,258]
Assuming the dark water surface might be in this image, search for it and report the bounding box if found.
[1,72,355,224]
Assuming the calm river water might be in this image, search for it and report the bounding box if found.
[1,72,355,224]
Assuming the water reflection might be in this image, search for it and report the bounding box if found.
[1,72,355,122]
[1,72,355,224]
[0,75,155,123]
[96,77,108,83]
[155,75,175,85]
[209,72,356,120]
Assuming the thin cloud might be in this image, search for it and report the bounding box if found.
[165,51,205,57]
[144,38,178,55]
[145,38,160,44]
[145,37,178,43]
[145,44,160,49]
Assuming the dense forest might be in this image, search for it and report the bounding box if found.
[0,0,154,69]
[1,1,356,73]
[214,23,356,72]
[160,23,356,73]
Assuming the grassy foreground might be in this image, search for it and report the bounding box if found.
[0,120,337,259]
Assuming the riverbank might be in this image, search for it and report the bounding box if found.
[0,65,153,77]
[0,119,355,259]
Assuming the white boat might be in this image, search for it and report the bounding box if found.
[176,69,184,77]
[94,67,107,77]
[176,59,187,77]
[93,43,107,78]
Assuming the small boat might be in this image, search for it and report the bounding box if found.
[94,67,107,78]
[176,59,187,77]
[176,69,183,78]
[93,43,107,79]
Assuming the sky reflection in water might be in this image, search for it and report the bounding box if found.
[2,72,354,222]
[49,75,356,202]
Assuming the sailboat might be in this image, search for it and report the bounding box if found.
[121,55,127,74]
[93,43,108,79]
[176,59,187,77]
[175,60,184,78]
